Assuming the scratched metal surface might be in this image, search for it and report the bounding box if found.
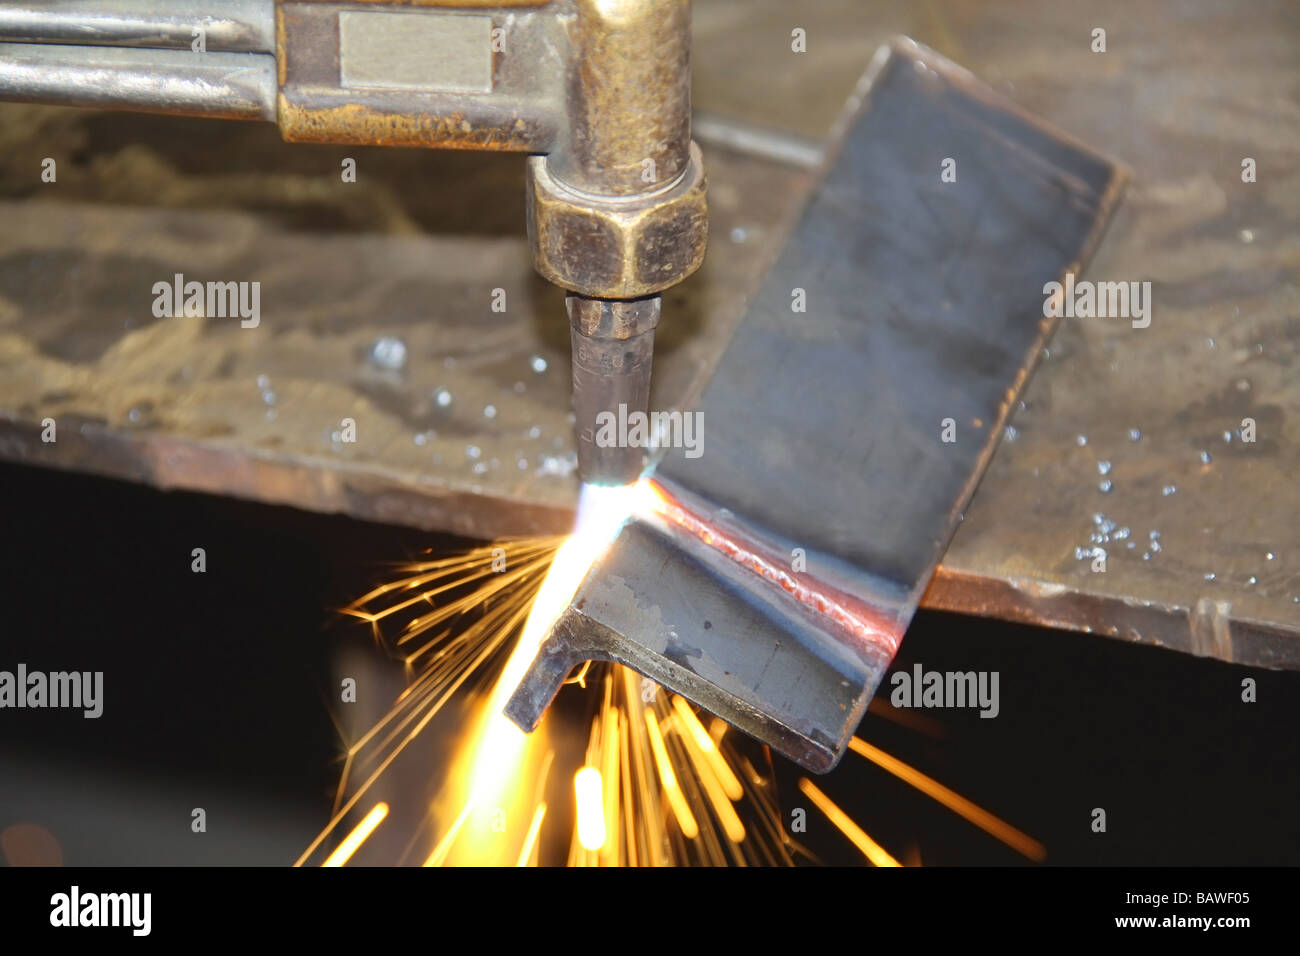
[0,0,1296,663]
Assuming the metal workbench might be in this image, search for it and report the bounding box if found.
[0,0,1296,666]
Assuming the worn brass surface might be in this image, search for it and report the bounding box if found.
[527,142,708,298]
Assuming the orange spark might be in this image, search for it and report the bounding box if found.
[644,709,699,840]
[848,737,1046,862]
[799,778,900,867]
[515,804,547,867]
[574,767,606,851]
[672,696,743,800]
[423,798,474,867]
[321,802,388,867]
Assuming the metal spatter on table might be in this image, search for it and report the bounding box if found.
[506,40,1126,772]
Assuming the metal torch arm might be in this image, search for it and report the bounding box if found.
[0,0,276,119]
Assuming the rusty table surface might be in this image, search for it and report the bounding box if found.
[1,0,1297,667]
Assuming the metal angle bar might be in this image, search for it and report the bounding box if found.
[507,39,1126,772]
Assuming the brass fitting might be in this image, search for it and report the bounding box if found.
[529,0,707,299]
[532,0,705,485]
[526,143,707,299]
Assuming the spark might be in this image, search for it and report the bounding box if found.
[423,798,473,867]
[297,536,558,867]
[302,479,1046,867]
[515,803,547,867]
[848,736,1047,862]
[574,767,606,851]
[643,707,699,841]
[321,802,388,867]
[670,701,745,843]
[441,482,647,865]
[599,706,621,866]
[867,697,947,738]
[464,483,646,811]
[799,778,901,867]
[672,695,743,800]
[619,696,640,866]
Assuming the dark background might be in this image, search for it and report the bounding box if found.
[1,460,1296,866]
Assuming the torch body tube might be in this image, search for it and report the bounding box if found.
[0,1,275,53]
[568,294,661,487]
[0,42,275,119]
[0,1,277,119]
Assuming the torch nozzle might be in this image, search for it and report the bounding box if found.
[567,293,661,487]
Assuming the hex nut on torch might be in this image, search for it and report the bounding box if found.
[526,141,708,300]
